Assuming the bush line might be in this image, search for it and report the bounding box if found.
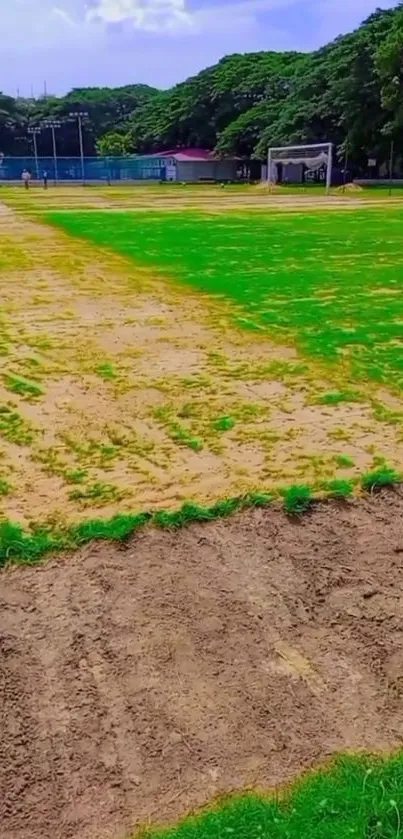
[0,467,400,567]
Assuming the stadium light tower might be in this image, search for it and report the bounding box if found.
[69,111,89,185]
[27,126,41,181]
[41,119,62,183]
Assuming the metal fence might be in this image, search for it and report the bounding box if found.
[0,156,166,182]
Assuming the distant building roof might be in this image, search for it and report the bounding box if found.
[148,148,240,162]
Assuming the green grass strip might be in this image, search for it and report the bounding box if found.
[136,752,403,839]
[0,469,401,566]
[0,491,273,567]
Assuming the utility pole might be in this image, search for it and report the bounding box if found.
[27,126,41,181]
[342,141,349,193]
[41,119,62,184]
[389,138,394,198]
[69,111,89,185]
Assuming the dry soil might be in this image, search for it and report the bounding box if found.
[1,491,403,839]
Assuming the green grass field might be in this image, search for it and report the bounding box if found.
[47,208,403,391]
[141,753,403,839]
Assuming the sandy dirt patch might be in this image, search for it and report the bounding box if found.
[1,205,403,527]
[1,491,403,839]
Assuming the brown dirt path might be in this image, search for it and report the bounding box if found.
[1,491,403,839]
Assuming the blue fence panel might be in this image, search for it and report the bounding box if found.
[0,156,165,181]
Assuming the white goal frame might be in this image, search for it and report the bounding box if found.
[267,143,333,193]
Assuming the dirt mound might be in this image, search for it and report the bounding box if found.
[1,491,403,839]
[253,181,278,191]
[336,182,364,192]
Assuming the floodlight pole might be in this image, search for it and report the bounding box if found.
[342,142,349,194]
[78,115,85,184]
[51,126,58,184]
[69,111,88,185]
[33,132,39,179]
[27,126,41,181]
[326,142,333,195]
[389,139,394,197]
[41,120,62,184]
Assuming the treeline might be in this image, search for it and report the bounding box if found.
[1,4,402,171]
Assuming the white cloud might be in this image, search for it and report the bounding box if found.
[86,0,193,30]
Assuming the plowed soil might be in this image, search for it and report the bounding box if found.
[2,491,403,839]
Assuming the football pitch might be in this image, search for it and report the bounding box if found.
[1,187,403,536]
[2,185,403,839]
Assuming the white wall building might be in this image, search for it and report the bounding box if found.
[147,148,240,182]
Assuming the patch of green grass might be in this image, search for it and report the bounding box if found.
[320,478,354,499]
[333,454,354,468]
[372,402,403,425]
[0,466,401,566]
[0,490,273,566]
[64,468,88,484]
[153,406,203,452]
[282,484,312,515]
[137,752,403,839]
[69,481,126,504]
[361,466,400,492]
[61,434,122,468]
[3,373,43,399]
[212,415,235,432]
[171,427,203,451]
[47,207,403,391]
[95,361,117,380]
[0,477,11,496]
[0,405,34,445]
[315,390,361,406]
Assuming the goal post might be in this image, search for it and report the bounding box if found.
[267,143,333,193]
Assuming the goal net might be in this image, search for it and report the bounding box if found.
[267,143,333,191]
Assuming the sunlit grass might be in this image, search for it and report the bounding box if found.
[46,208,403,392]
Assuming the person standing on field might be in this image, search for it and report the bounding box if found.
[43,170,48,189]
[21,169,31,189]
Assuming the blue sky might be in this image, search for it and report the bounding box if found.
[1,0,397,96]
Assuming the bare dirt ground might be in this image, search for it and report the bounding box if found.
[2,183,403,214]
[1,200,403,528]
[1,491,403,839]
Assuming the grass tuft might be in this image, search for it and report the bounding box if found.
[333,454,354,469]
[212,415,235,432]
[361,467,400,492]
[282,484,312,516]
[320,479,354,499]
[70,512,152,544]
[316,390,361,406]
[0,478,11,496]
[3,373,43,399]
[0,520,62,566]
[0,405,34,445]
[95,361,117,380]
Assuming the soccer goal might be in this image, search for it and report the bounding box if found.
[267,143,333,193]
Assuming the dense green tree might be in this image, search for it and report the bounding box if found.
[0,85,157,157]
[95,131,132,156]
[375,4,403,135]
